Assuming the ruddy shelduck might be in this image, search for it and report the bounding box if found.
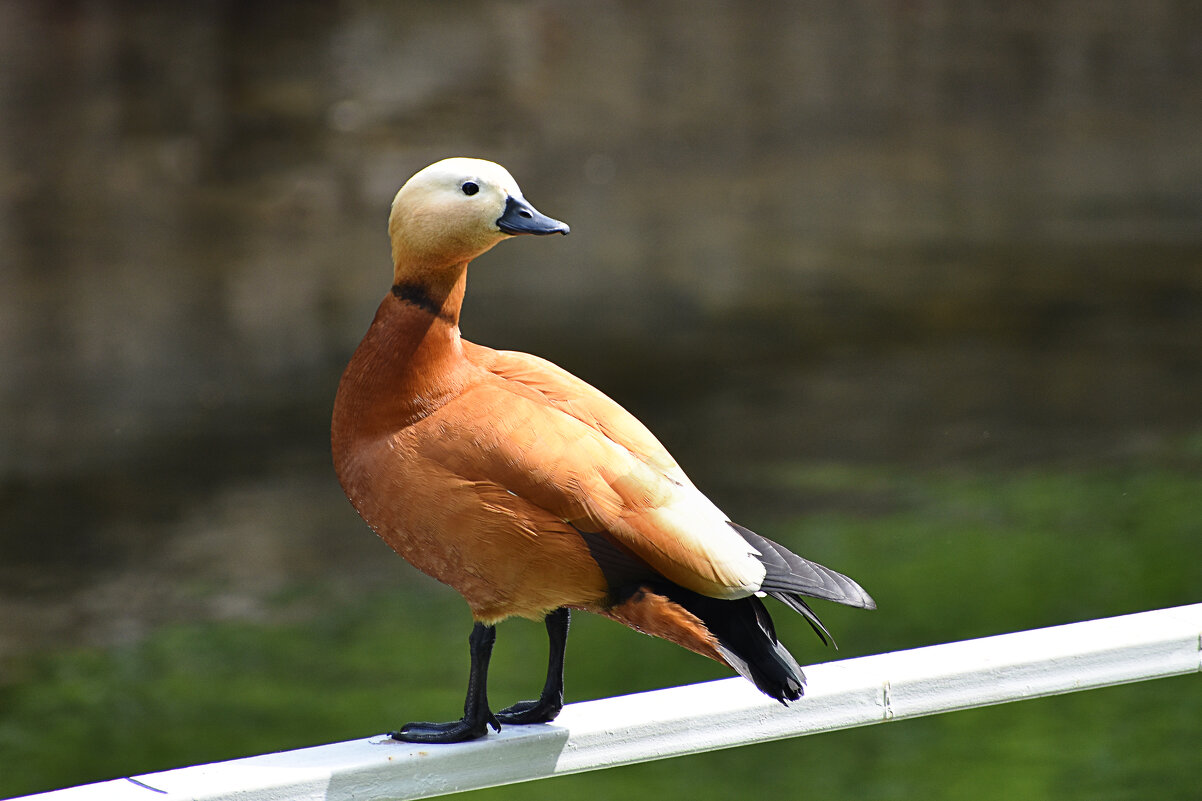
[332,157,875,743]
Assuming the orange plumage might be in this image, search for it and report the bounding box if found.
[332,158,874,743]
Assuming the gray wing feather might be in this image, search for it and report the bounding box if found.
[730,522,877,609]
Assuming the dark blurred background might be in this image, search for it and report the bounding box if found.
[1,1,1200,798]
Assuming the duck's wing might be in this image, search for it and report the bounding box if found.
[429,344,767,599]
[476,346,875,610]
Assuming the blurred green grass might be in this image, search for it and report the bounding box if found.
[2,456,1200,799]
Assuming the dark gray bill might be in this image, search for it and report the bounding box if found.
[497,195,570,236]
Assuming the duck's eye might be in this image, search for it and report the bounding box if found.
[461,181,480,196]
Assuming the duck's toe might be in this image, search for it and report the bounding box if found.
[391,712,500,744]
[495,697,563,725]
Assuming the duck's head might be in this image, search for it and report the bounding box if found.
[388,157,569,285]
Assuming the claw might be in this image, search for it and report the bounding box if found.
[495,698,562,725]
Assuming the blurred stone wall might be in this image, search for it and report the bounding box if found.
[3,1,1199,474]
[1,0,1199,656]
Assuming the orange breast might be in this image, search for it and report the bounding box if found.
[332,293,610,624]
[338,423,610,623]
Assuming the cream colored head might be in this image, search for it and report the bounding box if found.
[387,157,568,285]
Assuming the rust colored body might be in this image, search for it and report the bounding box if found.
[331,158,873,743]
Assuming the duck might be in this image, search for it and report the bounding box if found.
[331,157,875,744]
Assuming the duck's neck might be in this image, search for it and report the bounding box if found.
[389,262,469,328]
[332,264,471,446]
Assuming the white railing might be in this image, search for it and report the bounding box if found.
[20,603,1202,801]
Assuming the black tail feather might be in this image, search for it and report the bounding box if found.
[767,591,836,647]
[653,582,806,703]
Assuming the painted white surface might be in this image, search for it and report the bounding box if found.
[18,603,1202,801]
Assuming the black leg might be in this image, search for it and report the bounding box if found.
[496,607,570,725]
[392,622,501,743]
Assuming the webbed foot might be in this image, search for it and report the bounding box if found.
[495,697,562,725]
[391,712,500,744]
